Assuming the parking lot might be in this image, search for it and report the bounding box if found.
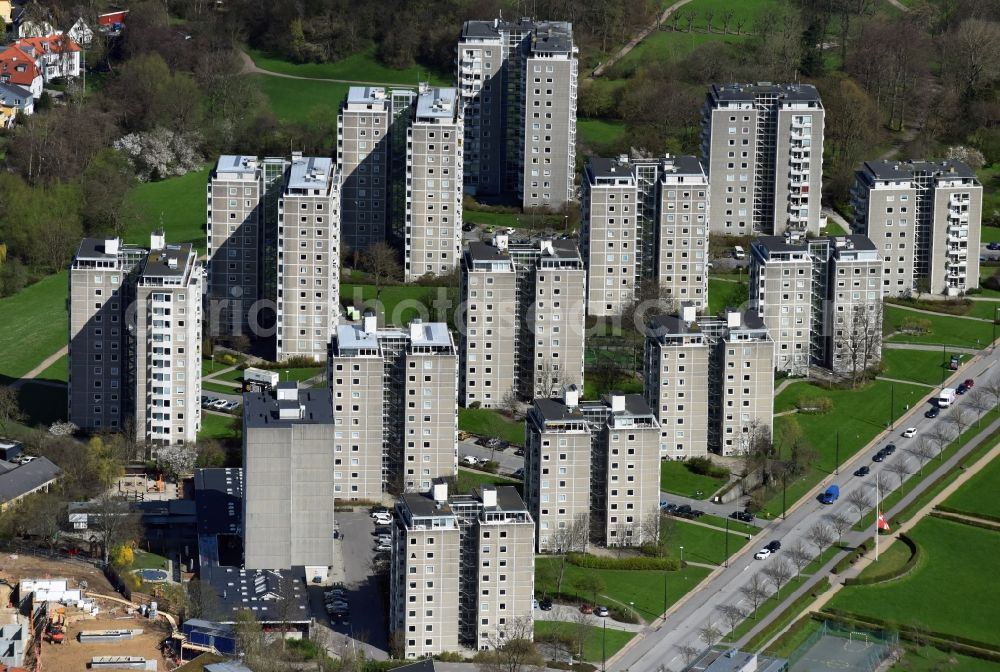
[458,439,524,476]
[311,510,389,656]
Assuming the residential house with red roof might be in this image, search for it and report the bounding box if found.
[13,34,81,82]
[0,46,42,97]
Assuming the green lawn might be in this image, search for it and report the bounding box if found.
[852,536,912,582]
[0,272,68,383]
[252,74,350,125]
[583,373,643,402]
[38,354,68,383]
[577,119,627,150]
[764,380,928,517]
[980,225,1000,244]
[613,30,747,74]
[823,219,847,236]
[829,516,1000,647]
[463,208,572,231]
[666,518,744,566]
[892,645,1000,672]
[707,277,748,316]
[124,166,211,254]
[941,454,1000,519]
[660,460,728,500]
[535,558,712,621]
[965,300,1000,320]
[248,47,451,86]
[280,367,326,383]
[455,468,521,496]
[202,381,239,395]
[17,382,67,427]
[131,549,170,571]
[198,412,240,442]
[884,305,995,348]
[341,283,453,327]
[206,367,245,383]
[534,620,635,662]
[457,407,524,446]
[697,514,759,537]
[879,348,970,386]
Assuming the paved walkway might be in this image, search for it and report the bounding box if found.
[591,0,696,77]
[875,376,936,388]
[884,342,980,355]
[884,0,911,12]
[888,302,992,322]
[736,422,1000,650]
[10,346,67,389]
[543,604,645,632]
[239,49,415,87]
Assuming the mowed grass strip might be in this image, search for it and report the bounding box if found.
[708,277,749,316]
[884,305,995,347]
[125,166,211,254]
[455,468,520,496]
[252,74,350,125]
[763,380,927,517]
[533,620,635,662]
[0,271,68,382]
[248,47,451,86]
[535,557,711,621]
[941,453,1000,519]
[198,412,240,441]
[665,518,743,566]
[829,516,1000,647]
[879,348,970,386]
[660,460,728,500]
[457,407,524,447]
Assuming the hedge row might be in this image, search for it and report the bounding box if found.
[935,505,1000,525]
[831,540,869,575]
[843,534,919,586]
[929,510,1000,533]
[762,613,821,657]
[744,578,829,652]
[567,552,681,571]
[819,609,1000,658]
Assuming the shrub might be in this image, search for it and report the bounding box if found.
[899,316,932,335]
[831,541,868,574]
[469,401,482,409]
[434,651,467,662]
[796,396,833,414]
[686,456,729,479]
[567,552,681,571]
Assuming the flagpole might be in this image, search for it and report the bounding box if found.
[875,478,880,562]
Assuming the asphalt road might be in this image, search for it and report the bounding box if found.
[458,439,525,475]
[611,350,999,672]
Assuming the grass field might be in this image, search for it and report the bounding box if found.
[583,373,643,402]
[455,468,520,496]
[965,300,1000,320]
[698,513,759,536]
[198,412,240,442]
[252,74,350,125]
[248,47,450,86]
[660,460,728,499]
[124,166,211,254]
[613,30,747,74]
[0,272,68,383]
[884,305,995,348]
[764,380,928,517]
[130,549,170,571]
[941,454,1000,519]
[893,645,1000,672]
[463,208,572,232]
[665,518,743,566]
[341,283,453,327]
[202,381,238,395]
[534,620,635,662]
[457,407,524,446]
[577,119,627,151]
[535,558,712,621]
[707,277,748,315]
[829,516,1000,647]
[38,354,68,383]
[879,349,970,386]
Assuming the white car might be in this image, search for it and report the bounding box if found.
[753,548,772,560]
[375,543,392,552]
[373,515,392,526]
[902,427,918,438]
[461,455,480,466]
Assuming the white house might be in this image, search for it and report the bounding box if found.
[0,81,34,120]
[67,17,94,47]
[13,34,81,82]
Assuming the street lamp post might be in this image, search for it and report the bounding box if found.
[889,384,895,430]
[602,618,607,672]
[629,601,635,622]
[680,546,684,565]
[663,569,668,618]
[835,431,840,475]
[781,473,787,521]
[941,344,947,387]
[724,516,730,567]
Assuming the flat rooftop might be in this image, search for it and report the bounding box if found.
[752,236,809,254]
[862,158,979,181]
[407,321,453,347]
[287,156,334,191]
[140,243,194,278]
[710,82,822,104]
[334,322,380,352]
[531,21,574,53]
[346,85,388,106]
[75,238,123,261]
[416,87,458,120]
[215,155,258,176]
[661,154,705,177]
[243,388,334,429]
[465,241,512,264]
[586,157,634,182]
[647,313,700,337]
[830,234,877,252]
[533,397,586,423]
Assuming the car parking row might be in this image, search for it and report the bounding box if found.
[201,395,241,412]
[660,502,705,519]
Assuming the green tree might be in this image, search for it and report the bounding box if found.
[573,571,605,606]
[80,149,138,237]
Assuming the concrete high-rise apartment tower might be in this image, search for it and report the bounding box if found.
[242,383,336,577]
[338,87,391,253]
[643,308,775,457]
[328,317,457,497]
[69,234,203,444]
[459,242,517,408]
[405,86,464,281]
[523,386,592,553]
[701,83,824,237]
[206,155,289,339]
[206,155,261,337]
[643,307,709,460]
[852,159,982,297]
[390,482,534,658]
[457,18,577,210]
[582,155,709,317]
[68,237,145,434]
[276,154,341,362]
[133,235,203,445]
[581,158,638,317]
[750,234,884,376]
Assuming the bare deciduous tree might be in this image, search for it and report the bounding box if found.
[698,619,722,647]
[762,559,793,597]
[907,438,936,476]
[836,301,883,387]
[640,506,664,552]
[786,542,813,580]
[0,386,23,432]
[806,522,834,555]
[980,376,1000,410]
[479,616,544,672]
[826,511,853,544]
[876,471,894,498]
[886,458,912,494]
[361,241,401,292]
[846,489,873,523]
[740,573,770,619]
[721,9,735,34]
[966,388,992,427]
[500,386,521,420]
[944,408,972,440]
[717,603,745,636]
[90,492,143,565]
[926,425,954,460]
[678,644,701,665]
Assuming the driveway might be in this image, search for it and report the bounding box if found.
[539,604,645,633]
[459,439,525,475]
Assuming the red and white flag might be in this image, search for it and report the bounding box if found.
[877,513,891,532]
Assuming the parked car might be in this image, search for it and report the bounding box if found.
[733,245,746,260]
[753,548,772,560]
[819,485,840,505]
[964,378,975,389]
[765,540,781,553]
[872,451,886,463]
[461,455,480,466]
[457,430,471,441]
[211,399,228,409]
[883,443,897,455]
[373,526,391,536]
[513,468,525,478]
[989,242,1000,251]
[956,384,968,395]
[514,447,525,456]
[902,427,918,438]
[373,514,392,525]
[370,509,390,519]
[595,606,610,617]
[375,543,392,552]
[662,503,678,514]
[854,466,870,477]
[539,597,553,611]
[579,604,594,615]
[730,511,754,523]
[949,356,960,371]
[925,406,940,419]
[462,223,476,232]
